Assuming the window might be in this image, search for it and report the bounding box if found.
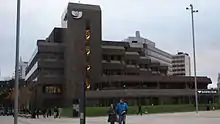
[116,55,121,61]
[85,46,91,56]
[102,55,107,61]
[126,73,138,75]
[103,69,122,75]
[132,41,138,43]
[102,55,111,62]
[139,64,143,68]
[111,56,114,60]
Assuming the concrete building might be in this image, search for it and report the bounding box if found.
[217,73,220,89]
[124,31,173,75]
[172,52,191,76]
[18,57,28,79]
[24,3,212,108]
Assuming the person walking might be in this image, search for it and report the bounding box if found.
[48,108,52,117]
[107,104,117,124]
[54,107,59,119]
[137,104,142,116]
[58,107,62,119]
[54,107,57,118]
[116,99,128,124]
[42,108,46,118]
[35,108,40,119]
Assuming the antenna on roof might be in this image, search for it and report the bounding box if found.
[78,1,80,3]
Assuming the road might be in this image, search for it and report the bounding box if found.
[1,111,220,124]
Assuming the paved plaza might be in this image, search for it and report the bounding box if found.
[1,111,220,124]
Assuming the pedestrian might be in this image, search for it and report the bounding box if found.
[36,108,40,119]
[116,99,128,124]
[45,108,48,118]
[42,108,46,118]
[107,104,117,124]
[46,108,51,117]
[58,107,62,119]
[137,104,142,116]
[54,107,59,118]
[31,109,36,118]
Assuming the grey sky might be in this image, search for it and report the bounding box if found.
[0,0,219,87]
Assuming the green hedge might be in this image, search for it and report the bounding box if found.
[61,104,220,117]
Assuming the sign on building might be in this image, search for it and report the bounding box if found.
[198,90,218,94]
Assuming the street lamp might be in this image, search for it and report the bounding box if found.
[14,0,21,123]
[186,4,199,113]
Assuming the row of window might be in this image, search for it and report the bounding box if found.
[39,53,64,60]
[102,55,122,61]
[94,83,206,90]
[173,73,186,76]
[172,60,185,63]
[102,70,139,76]
[102,69,166,76]
[172,56,185,59]
[172,69,185,72]
[103,58,154,68]
[85,29,91,90]
[172,64,185,67]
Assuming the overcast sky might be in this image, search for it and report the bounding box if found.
[0,0,219,87]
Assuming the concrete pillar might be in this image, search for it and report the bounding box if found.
[185,82,189,89]
[157,82,160,89]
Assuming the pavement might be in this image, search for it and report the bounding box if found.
[1,111,220,124]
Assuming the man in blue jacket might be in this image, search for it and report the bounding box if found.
[116,99,128,124]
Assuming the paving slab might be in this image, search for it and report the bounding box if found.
[1,111,220,124]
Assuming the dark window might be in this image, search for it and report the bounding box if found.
[126,73,138,75]
[139,64,143,68]
[132,60,136,65]
[102,55,107,61]
[132,41,138,43]
[111,56,114,60]
[116,55,121,61]
[103,55,111,62]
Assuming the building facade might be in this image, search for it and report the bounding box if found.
[172,52,191,76]
[124,31,173,75]
[217,73,220,89]
[24,3,212,108]
[18,57,28,79]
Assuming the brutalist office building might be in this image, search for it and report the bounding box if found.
[24,3,213,108]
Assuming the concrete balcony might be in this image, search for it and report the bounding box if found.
[102,60,124,70]
[102,45,125,55]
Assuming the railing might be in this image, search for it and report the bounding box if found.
[27,48,38,67]
[25,62,38,81]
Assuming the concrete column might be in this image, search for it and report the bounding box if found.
[185,82,189,89]
[157,82,160,89]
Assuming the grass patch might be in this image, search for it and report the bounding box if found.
[61,104,220,117]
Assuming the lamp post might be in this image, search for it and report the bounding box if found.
[14,0,21,123]
[186,4,199,113]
